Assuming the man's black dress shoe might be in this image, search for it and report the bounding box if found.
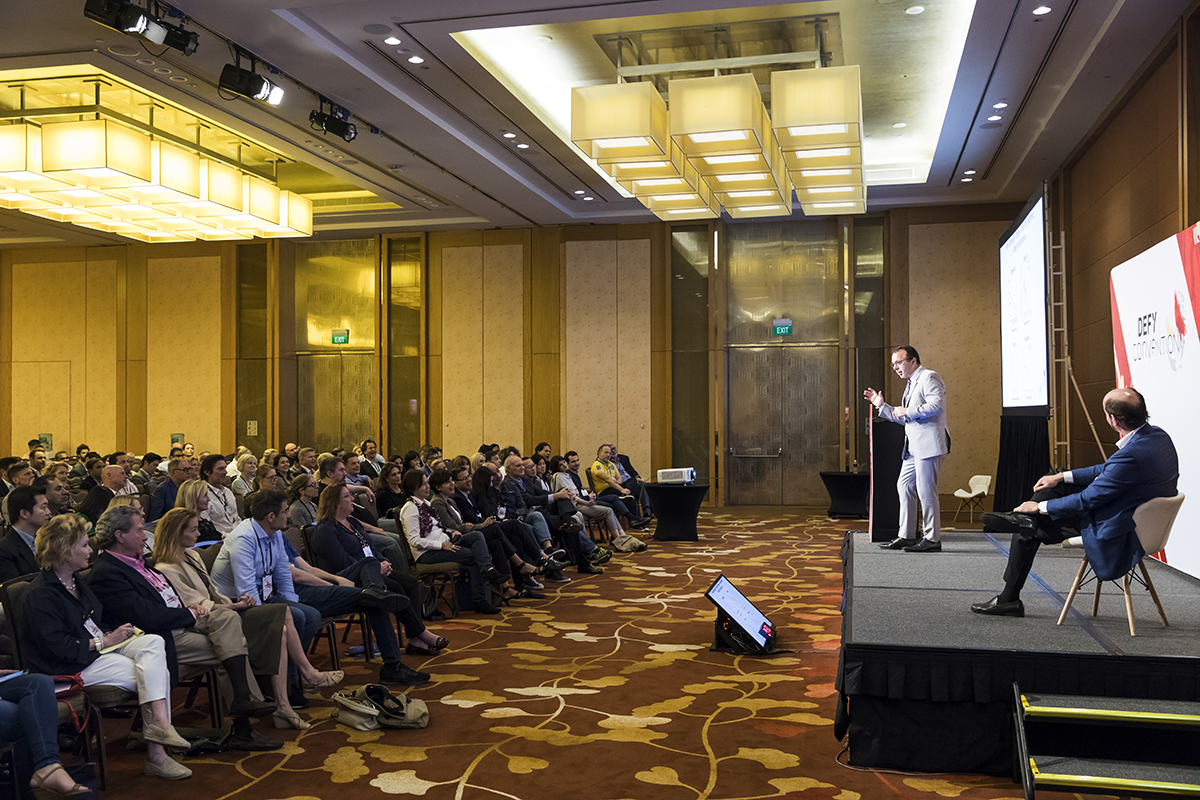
[904,538,942,553]
[981,511,1036,534]
[224,731,284,751]
[878,537,915,550]
[970,595,1025,617]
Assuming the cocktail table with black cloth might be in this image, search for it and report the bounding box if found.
[643,483,709,542]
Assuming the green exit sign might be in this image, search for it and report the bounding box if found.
[773,318,793,336]
[332,329,350,345]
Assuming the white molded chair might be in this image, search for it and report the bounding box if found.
[1057,493,1184,635]
[952,475,992,523]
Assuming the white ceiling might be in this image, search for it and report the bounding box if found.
[0,0,1191,245]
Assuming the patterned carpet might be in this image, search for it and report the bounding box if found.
[96,510,1109,800]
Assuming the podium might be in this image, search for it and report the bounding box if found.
[868,415,905,542]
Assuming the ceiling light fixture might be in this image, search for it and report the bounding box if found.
[961,178,973,182]
[84,0,149,35]
[384,36,401,45]
[407,55,425,64]
[992,102,1008,109]
[892,122,906,129]
[1032,6,1052,15]
[583,196,593,200]
[503,132,517,139]
[219,56,283,105]
[987,115,1002,121]
[309,103,357,142]
[516,142,529,149]
[905,6,925,14]
[159,19,200,56]
[964,169,977,175]
[574,189,585,194]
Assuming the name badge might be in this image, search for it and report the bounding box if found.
[497,505,506,519]
[262,574,274,602]
[84,617,103,639]
[362,544,375,559]
[159,585,182,609]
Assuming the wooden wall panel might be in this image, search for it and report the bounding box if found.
[145,255,223,452]
[563,240,618,460]
[1068,45,1181,452]
[909,220,1010,499]
[482,243,525,449]
[440,246,484,458]
[616,239,652,476]
[84,257,118,453]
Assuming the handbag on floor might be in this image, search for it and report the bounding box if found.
[334,684,429,731]
[610,533,647,553]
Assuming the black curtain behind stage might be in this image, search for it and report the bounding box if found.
[993,415,1051,512]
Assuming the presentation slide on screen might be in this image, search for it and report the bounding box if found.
[999,197,1049,409]
[706,576,773,647]
[1110,223,1200,578]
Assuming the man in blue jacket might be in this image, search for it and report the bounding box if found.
[972,387,1178,617]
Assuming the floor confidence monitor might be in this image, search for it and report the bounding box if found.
[999,188,1050,417]
[705,574,777,655]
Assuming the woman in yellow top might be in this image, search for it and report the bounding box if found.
[151,508,342,729]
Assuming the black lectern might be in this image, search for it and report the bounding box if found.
[869,415,905,542]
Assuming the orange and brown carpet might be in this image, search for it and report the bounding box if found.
[98,510,1112,799]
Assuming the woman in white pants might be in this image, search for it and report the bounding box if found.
[20,514,192,780]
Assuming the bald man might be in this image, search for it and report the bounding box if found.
[972,387,1178,617]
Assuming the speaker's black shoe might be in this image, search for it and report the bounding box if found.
[877,537,915,550]
[970,595,1025,617]
[982,512,1037,534]
[904,538,942,553]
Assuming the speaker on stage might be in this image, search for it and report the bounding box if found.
[869,415,905,542]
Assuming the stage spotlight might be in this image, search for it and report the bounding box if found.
[160,20,199,55]
[309,109,357,142]
[84,0,149,34]
[219,63,283,105]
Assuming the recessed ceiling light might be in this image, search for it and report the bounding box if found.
[988,115,1002,121]
[964,169,977,175]
[1033,6,1052,15]
[892,122,906,129]
[905,5,925,14]
[574,190,585,195]
[534,35,553,43]
[992,102,1008,109]
[583,196,594,201]
[503,132,516,139]
[516,143,529,149]
[407,55,424,64]
[961,178,973,182]
[384,36,401,45]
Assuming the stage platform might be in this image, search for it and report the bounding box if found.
[837,529,1200,776]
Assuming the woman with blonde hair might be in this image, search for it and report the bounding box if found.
[152,509,339,729]
[22,515,192,780]
[174,479,221,545]
[231,454,258,496]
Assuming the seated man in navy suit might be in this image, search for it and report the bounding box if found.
[973,387,1178,617]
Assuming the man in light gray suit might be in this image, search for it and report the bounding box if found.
[864,345,950,553]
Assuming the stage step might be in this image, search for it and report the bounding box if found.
[1022,692,1200,727]
[1030,755,1200,796]
[1014,683,1200,799]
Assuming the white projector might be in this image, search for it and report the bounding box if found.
[657,467,696,484]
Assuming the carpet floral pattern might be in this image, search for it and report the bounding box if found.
[99,511,1104,799]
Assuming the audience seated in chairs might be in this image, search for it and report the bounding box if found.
[310,483,448,656]
[75,458,104,493]
[504,455,605,576]
[37,475,70,518]
[0,670,90,797]
[87,505,280,752]
[287,474,320,529]
[549,454,625,544]
[21,514,193,780]
[231,454,257,496]
[211,489,424,689]
[174,479,223,546]
[1,461,35,524]
[399,469,503,615]
[469,466,565,588]
[252,463,279,495]
[290,448,317,482]
[268,453,292,491]
[373,463,407,520]
[201,454,240,537]
[358,439,386,481]
[587,445,649,529]
[0,485,48,582]
[151,508,325,730]
[148,458,187,522]
[76,466,129,525]
[104,452,138,496]
[132,452,163,494]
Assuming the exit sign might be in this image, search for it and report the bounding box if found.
[773,318,793,336]
[332,329,350,345]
